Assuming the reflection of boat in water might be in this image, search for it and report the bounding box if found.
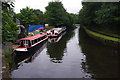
[15,33,48,52]
[47,31,68,63]
[47,27,66,37]
[48,31,66,43]
[11,41,47,70]
[50,58,63,63]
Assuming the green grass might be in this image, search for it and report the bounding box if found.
[93,30,120,38]
[5,49,12,58]
[84,27,120,42]
[5,49,13,71]
[80,26,120,42]
[80,25,120,38]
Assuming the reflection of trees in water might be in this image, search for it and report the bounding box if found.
[47,30,75,63]
[79,28,119,78]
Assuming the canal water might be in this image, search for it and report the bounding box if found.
[10,25,119,78]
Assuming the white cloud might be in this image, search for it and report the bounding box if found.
[61,0,82,13]
[14,0,82,14]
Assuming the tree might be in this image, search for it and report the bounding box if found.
[33,9,44,24]
[94,3,120,27]
[78,2,120,33]
[2,0,19,43]
[44,1,70,27]
[15,7,44,34]
[15,7,34,33]
[69,13,79,24]
[78,2,102,27]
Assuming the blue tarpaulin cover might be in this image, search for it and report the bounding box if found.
[28,25,44,32]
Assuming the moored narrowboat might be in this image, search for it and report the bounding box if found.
[15,33,48,52]
[47,27,66,37]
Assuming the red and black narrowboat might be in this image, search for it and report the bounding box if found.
[15,33,48,52]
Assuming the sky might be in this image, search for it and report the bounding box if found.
[14,0,83,14]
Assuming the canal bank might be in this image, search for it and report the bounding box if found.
[80,25,120,47]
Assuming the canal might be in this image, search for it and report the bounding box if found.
[10,25,119,78]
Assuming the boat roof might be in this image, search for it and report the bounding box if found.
[51,28,62,31]
[20,33,47,40]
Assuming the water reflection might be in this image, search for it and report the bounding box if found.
[47,30,75,63]
[79,28,119,78]
[11,41,47,71]
[11,26,96,78]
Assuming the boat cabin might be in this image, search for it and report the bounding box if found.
[16,33,48,51]
[47,27,66,37]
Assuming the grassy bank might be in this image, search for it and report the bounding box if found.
[4,49,13,78]
[92,30,120,39]
[81,26,120,43]
[3,42,18,78]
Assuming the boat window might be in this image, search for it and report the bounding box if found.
[20,40,24,47]
[24,40,29,47]
[37,38,39,42]
[28,40,31,47]
[35,39,37,43]
[51,30,54,34]
[34,40,35,44]
[42,36,44,39]
[40,38,41,41]
[45,35,47,38]
[36,39,38,42]
[20,40,29,47]
[42,36,45,40]
[38,38,40,41]
[41,36,43,40]
[44,35,47,38]
[40,37,41,41]
[32,40,34,45]
[44,35,46,38]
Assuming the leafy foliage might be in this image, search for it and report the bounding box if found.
[79,2,120,33]
[2,1,19,42]
[15,7,44,34]
[44,1,76,27]
[44,1,67,27]
[94,3,119,26]
[69,13,79,24]
[79,2,102,27]
[33,9,44,24]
